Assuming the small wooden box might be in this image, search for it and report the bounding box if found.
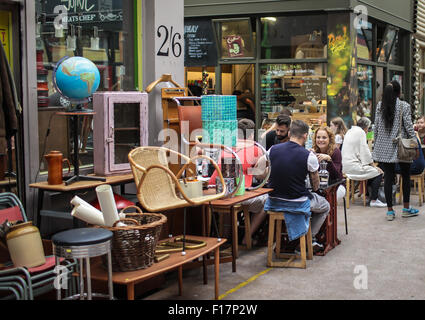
[93,92,148,176]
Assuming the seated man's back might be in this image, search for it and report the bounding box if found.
[265,120,330,248]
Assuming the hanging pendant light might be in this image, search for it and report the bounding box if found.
[90,26,100,50]
[66,24,76,51]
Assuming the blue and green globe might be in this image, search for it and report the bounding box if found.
[54,56,100,101]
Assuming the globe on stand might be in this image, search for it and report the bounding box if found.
[53,56,101,112]
[52,56,106,185]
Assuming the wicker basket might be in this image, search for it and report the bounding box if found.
[94,205,167,272]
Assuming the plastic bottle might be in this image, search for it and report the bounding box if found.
[202,159,209,178]
[305,128,313,150]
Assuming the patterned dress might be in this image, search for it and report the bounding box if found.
[372,98,416,163]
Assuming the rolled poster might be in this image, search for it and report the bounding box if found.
[95,184,120,227]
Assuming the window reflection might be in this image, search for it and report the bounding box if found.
[260,15,327,59]
[356,21,372,60]
[388,32,400,65]
[35,0,135,170]
[213,18,255,59]
[260,63,327,127]
[378,27,397,62]
[356,65,373,120]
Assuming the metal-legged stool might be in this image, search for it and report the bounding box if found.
[52,228,114,300]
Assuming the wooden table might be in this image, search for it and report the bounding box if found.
[87,235,226,300]
[29,173,134,230]
[206,188,273,272]
[315,180,343,256]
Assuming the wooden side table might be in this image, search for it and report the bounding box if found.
[87,235,226,300]
[206,188,273,272]
[29,173,134,231]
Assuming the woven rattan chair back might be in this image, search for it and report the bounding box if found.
[129,147,180,209]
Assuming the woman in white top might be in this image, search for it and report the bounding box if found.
[330,117,347,150]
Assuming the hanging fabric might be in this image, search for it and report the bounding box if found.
[0,40,18,155]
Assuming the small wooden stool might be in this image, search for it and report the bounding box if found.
[345,177,367,208]
[399,172,425,206]
[266,211,312,269]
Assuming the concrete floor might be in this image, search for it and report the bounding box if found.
[142,193,425,300]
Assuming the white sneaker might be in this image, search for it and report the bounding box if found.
[370,199,387,208]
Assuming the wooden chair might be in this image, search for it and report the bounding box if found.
[266,211,313,269]
[128,146,227,254]
[399,171,425,206]
[345,176,367,208]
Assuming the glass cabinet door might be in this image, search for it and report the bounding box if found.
[107,94,148,172]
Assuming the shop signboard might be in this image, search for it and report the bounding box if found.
[225,35,244,58]
[44,0,123,26]
[184,19,217,67]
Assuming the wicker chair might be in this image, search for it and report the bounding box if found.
[128,146,226,212]
[128,146,227,254]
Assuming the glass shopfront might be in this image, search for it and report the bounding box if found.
[183,12,410,129]
[213,18,255,59]
[356,21,373,60]
[35,0,136,172]
[260,63,327,127]
[356,65,373,120]
[260,15,327,59]
[356,18,407,123]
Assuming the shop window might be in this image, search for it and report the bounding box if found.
[260,63,327,128]
[377,26,398,62]
[388,32,401,65]
[220,64,255,122]
[212,18,255,59]
[35,1,135,172]
[356,21,373,60]
[260,15,327,59]
[356,65,373,120]
[185,66,216,96]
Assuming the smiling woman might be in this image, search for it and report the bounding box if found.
[312,126,343,182]
[312,126,346,200]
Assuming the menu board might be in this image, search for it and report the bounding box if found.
[184,19,217,67]
[260,75,327,113]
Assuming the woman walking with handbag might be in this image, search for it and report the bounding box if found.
[372,80,419,221]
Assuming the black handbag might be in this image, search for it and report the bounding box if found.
[395,103,418,163]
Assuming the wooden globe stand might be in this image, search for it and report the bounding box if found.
[56,104,106,185]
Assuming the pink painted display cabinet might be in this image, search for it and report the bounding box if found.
[93,92,148,176]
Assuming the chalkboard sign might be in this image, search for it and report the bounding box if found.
[184,19,218,67]
[299,77,327,100]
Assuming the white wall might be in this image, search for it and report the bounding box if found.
[143,0,185,145]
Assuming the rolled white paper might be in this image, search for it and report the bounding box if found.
[71,204,106,226]
[70,196,98,210]
[96,184,120,227]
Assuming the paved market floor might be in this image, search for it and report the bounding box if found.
[142,193,425,300]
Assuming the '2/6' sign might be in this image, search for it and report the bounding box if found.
[157,25,182,58]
